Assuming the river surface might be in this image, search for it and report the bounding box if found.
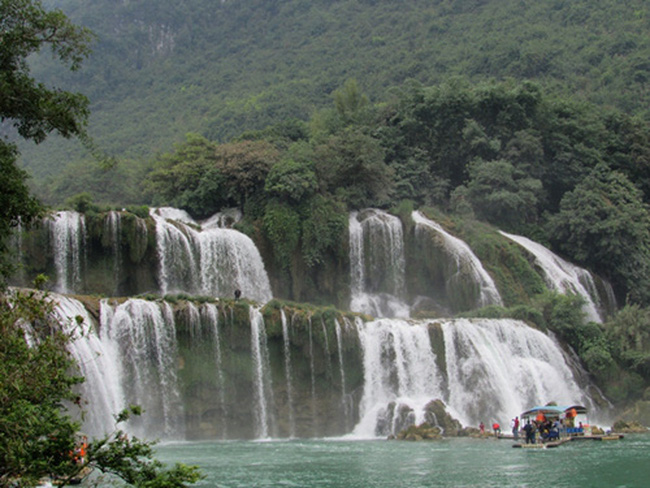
[143,435,650,488]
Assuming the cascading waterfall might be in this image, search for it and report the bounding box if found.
[202,302,228,438]
[499,231,610,322]
[349,209,409,318]
[441,318,592,427]
[104,211,122,294]
[48,211,85,294]
[250,306,275,439]
[51,294,124,437]
[151,207,272,303]
[100,298,184,439]
[352,318,443,438]
[351,317,593,438]
[412,211,502,309]
[334,318,352,431]
[281,309,296,438]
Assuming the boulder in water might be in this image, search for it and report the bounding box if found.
[423,399,464,437]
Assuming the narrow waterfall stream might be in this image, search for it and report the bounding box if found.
[250,305,275,439]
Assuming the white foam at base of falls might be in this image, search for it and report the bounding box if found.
[499,231,604,322]
[352,318,443,438]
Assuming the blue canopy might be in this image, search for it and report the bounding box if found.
[520,405,587,418]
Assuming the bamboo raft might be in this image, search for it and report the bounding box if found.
[512,434,624,448]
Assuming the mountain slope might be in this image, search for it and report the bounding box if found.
[19,0,650,188]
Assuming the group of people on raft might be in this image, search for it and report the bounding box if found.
[479,408,582,444]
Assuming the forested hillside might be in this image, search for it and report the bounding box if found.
[17,0,650,201]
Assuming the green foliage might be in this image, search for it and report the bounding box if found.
[300,196,347,268]
[264,158,318,203]
[313,127,393,209]
[605,304,650,378]
[0,144,43,282]
[65,192,98,213]
[0,289,202,487]
[0,0,92,283]
[466,158,543,228]
[0,0,92,143]
[549,165,650,305]
[263,201,301,271]
[0,289,83,486]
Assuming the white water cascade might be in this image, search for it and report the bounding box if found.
[349,209,409,318]
[202,302,228,438]
[47,211,85,294]
[51,294,124,437]
[250,306,275,439]
[281,309,296,438]
[104,211,122,294]
[353,318,443,437]
[151,207,272,303]
[99,298,184,439]
[352,317,593,438]
[499,231,609,322]
[412,211,502,309]
[441,318,591,427]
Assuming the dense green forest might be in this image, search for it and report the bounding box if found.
[15,0,650,201]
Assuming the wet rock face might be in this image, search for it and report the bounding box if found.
[423,399,463,436]
[390,399,465,440]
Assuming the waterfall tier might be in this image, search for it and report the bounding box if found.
[151,207,273,302]
[349,209,409,318]
[44,294,600,441]
[499,231,615,322]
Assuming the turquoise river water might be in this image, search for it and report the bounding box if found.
[130,435,650,488]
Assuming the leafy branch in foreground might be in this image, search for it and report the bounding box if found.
[57,406,202,488]
[0,288,202,488]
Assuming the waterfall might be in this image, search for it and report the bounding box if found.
[349,209,409,318]
[412,211,502,309]
[250,306,275,439]
[307,314,317,435]
[51,294,124,437]
[202,302,228,438]
[352,318,443,438]
[351,317,593,438]
[99,298,184,439]
[201,208,242,229]
[48,211,85,294]
[441,318,592,427]
[151,207,272,303]
[281,309,296,438]
[499,231,608,322]
[104,211,122,294]
[335,318,353,431]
